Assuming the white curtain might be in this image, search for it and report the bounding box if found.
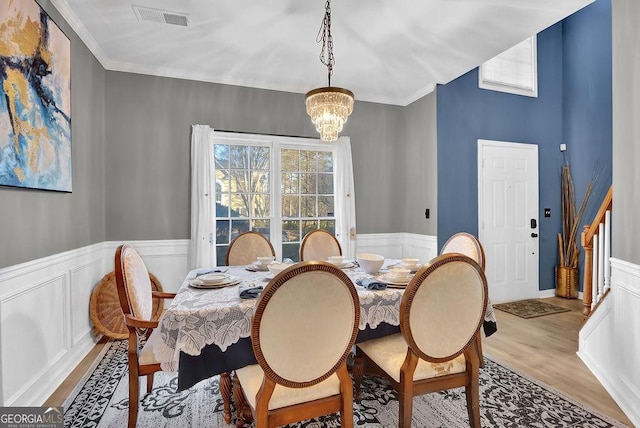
[189,125,215,269]
[333,136,357,260]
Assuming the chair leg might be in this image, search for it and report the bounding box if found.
[465,369,481,428]
[128,372,139,428]
[146,373,154,394]
[476,335,485,368]
[338,365,354,428]
[398,387,413,428]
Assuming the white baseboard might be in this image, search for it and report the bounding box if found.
[537,289,556,299]
[0,239,189,406]
[578,258,640,427]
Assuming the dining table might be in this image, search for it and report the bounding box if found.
[145,258,497,423]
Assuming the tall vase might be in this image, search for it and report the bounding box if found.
[555,265,578,299]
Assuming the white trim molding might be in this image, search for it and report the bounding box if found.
[578,257,640,427]
[0,239,190,406]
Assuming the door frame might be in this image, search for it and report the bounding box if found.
[477,139,539,302]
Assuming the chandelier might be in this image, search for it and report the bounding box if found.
[305,0,354,142]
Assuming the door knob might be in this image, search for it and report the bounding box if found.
[531,233,538,237]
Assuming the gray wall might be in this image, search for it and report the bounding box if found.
[612,0,640,264]
[0,0,106,268]
[402,91,438,235]
[104,72,418,240]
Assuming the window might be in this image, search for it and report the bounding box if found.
[212,133,336,265]
[479,35,537,97]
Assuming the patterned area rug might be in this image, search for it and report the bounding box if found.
[493,299,572,319]
[63,340,627,428]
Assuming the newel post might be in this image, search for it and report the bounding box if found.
[581,225,593,320]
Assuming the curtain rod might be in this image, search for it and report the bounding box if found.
[211,129,318,141]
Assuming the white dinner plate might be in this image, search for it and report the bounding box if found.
[189,276,242,289]
[386,263,421,273]
[377,274,414,286]
[198,273,230,284]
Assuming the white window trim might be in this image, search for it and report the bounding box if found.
[479,35,538,98]
[210,131,350,263]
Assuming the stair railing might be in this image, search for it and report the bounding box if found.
[580,185,612,319]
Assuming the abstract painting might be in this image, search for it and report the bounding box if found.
[0,0,72,191]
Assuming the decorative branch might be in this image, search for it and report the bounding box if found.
[558,161,596,268]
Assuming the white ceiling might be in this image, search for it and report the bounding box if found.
[50,0,593,106]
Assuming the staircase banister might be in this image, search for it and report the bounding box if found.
[583,186,613,245]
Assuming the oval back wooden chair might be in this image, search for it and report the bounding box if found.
[226,231,275,266]
[299,229,342,261]
[114,244,176,428]
[233,262,360,428]
[440,232,487,366]
[440,232,486,270]
[355,254,488,428]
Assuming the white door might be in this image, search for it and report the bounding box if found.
[478,140,539,303]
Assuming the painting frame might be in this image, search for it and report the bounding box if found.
[0,0,72,192]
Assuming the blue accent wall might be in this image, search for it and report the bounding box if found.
[437,23,564,292]
[562,0,612,235]
[436,0,612,293]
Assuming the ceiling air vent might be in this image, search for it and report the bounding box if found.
[132,5,190,27]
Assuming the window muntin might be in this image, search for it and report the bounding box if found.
[214,143,271,265]
[280,148,335,261]
[212,135,335,265]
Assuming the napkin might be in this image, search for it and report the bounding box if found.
[356,278,387,290]
[239,283,264,299]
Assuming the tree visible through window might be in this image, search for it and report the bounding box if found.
[213,136,335,265]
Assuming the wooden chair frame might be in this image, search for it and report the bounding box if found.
[354,254,488,428]
[114,244,176,428]
[299,229,342,262]
[225,231,276,266]
[234,261,360,428]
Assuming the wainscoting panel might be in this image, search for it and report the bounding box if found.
[356,233,437,264]
[0,243,107,406]
[0,239,190,407]
[0,274,67,406]
[578,258,640,427]
[69,258,104,345]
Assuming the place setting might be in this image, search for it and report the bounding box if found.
[386,257,423,273]
[245,256,276,272]
[189,272,242,289]
[326,255,357,269]
[375,266,415,288]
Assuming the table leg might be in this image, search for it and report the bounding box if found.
[353,354,364,403]
[233,371,253,427]
[220,372,232,424]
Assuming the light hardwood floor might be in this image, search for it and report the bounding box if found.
[483,297,632,426]
[47,297,633,426]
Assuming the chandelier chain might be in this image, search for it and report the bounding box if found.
[316,0,335,86]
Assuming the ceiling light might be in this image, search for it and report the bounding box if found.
[305,0,354,142]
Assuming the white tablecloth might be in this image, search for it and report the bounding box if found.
[147,260,495,372]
